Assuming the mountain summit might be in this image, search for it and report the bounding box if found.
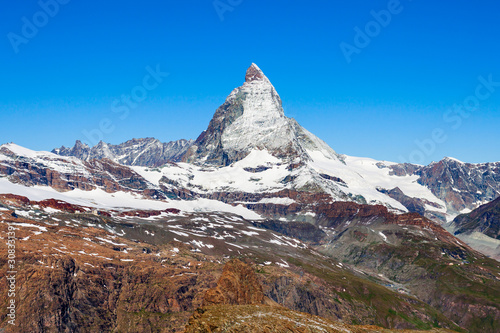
[245,63,268,83]
[182,63,340,166]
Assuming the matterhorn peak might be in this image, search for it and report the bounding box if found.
[181,63,341,166]
[245,63,268,83]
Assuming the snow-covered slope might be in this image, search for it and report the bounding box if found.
[0,143,157,194]
[134,147,451,218]
[0,170,261,220]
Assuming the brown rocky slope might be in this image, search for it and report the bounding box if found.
[183,259,458,333]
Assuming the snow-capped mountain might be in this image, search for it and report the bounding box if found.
[2,64,500,333]
[53,137,193,167]
[182,63,342,166]
[6,63,500,222]
[413,157,500,214]
[1,63,500,260]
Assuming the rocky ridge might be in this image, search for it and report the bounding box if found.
[53,137,193,167]
[449,196,500,260]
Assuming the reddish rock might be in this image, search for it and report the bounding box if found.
[37,198,88,213]
[0,193,31,207]
[203,259,265,306]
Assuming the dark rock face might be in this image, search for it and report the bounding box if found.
[452,196,500,240]
[416,158,500,214]
[252,220,326,243]
[181,88,246,166]
[52,139,92,161]
[245,62,266,82]
[377,187,428,215]
[319,173,347,185]
[387,163,422,177]
[387,158,500,215]
[53,137,193,167]
[377,187,446,221]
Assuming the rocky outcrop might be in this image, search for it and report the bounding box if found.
[252,220,326,243]
[449,196,500,260]
[0,194,115,216]
[417,158,500,213]
[203,259,266,306]
[0,193,31,208]
[117,208,180,218]
[52,139,92,161]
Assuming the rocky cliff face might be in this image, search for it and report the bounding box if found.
[53,137,193,167]
[449,196,500,260]
[203,259,266,306]
[386,158,500,217]
[416,158,500,215]
[452,196,500,240]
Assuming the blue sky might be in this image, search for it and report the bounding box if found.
[1,0,499,164]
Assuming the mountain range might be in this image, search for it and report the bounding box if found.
[0,64,499,332]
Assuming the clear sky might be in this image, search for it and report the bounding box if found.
[1,0,499,164]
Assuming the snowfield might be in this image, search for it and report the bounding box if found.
[0,178,262,220]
